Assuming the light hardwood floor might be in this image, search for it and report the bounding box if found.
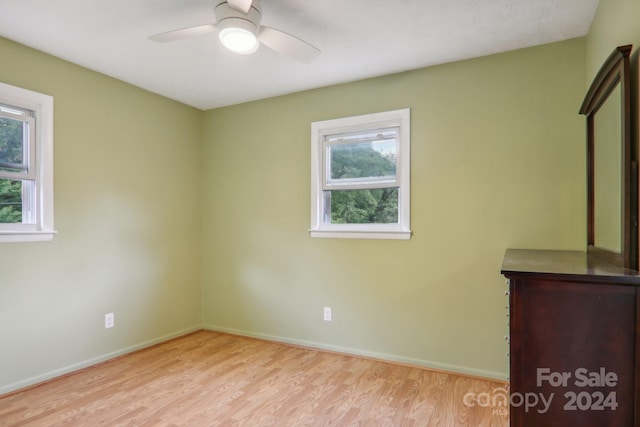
[0,331,509,426]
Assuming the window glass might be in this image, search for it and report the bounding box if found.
[0,115,28,174]
[0,178,22,223]
[326,128,398,183]
[0,110,35,225]
[325,188,399,224]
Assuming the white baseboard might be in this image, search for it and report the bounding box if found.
[203,324,508,382]
[0,325,202,395]
[2,324,507,395]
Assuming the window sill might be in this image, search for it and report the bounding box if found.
[309,229,411,240]
[0,230,57,243]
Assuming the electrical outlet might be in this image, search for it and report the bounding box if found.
[105,312,114,329]
[323,306,332,321]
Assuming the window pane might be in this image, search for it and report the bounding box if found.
[329,139,396,181]
[325,188,398,224]
[0,116,27,173]
[0,178,23,223]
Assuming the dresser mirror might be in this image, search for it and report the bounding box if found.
[580,44,637,269]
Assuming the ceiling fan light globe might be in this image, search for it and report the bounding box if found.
[218,18,259,54]
[219,28,258,54]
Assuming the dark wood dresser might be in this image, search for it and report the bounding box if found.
[501,248,640,426]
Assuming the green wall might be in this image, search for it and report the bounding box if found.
[0,38,203,393]
[586,0,640,83]
[201,39,586,378]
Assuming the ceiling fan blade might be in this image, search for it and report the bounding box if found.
[148,24,216,43]
[258,26,320,63]
[227,0,253,14]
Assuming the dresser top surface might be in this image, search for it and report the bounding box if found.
[501,249,640,283]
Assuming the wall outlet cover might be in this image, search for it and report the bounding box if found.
[105,312,115,329]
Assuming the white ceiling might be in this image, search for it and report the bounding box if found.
[0,0,599,110]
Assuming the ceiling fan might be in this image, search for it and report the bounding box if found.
[148,0,320,63]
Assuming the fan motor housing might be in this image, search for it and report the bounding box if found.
[214,1,263,34]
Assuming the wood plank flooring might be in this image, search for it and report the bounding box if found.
[0,330,509,426]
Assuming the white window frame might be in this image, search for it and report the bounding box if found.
[310,108,411,240]
[0,82,55,243]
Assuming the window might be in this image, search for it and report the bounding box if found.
[310,108,411,239]
[0,82,55,242]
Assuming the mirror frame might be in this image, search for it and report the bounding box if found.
[580,44,637,269]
